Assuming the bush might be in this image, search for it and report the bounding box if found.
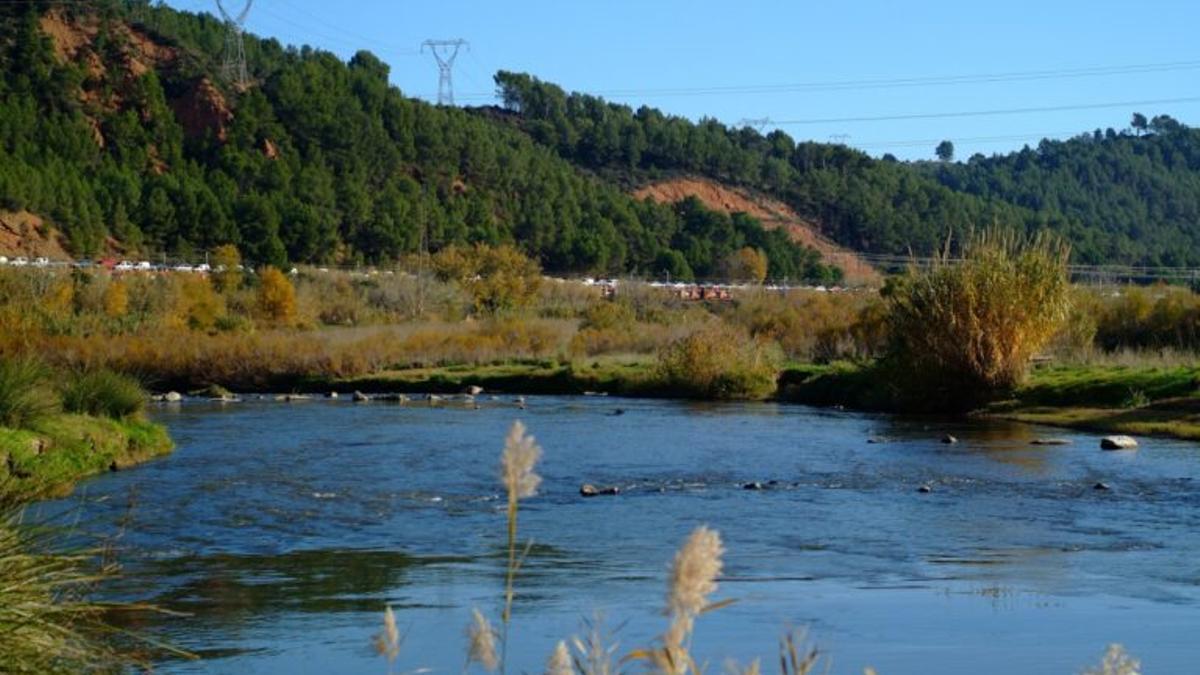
[885,228,1071,411]
[0,359,58,430]
[60,370,146,420]
[257,267,297,325]
[656,322,783,399]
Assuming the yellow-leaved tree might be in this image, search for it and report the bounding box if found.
[432,243,542,315]
[257,266,296,324]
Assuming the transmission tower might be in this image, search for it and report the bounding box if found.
[216,0,253,89]
[421,39,469,105]
[738,117,773,133]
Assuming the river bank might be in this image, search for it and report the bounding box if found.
[147,356,1200,442]
[781,362,1200,441]
[1,414,173,500]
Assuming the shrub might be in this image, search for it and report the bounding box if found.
[656,322,783,399]
[60,370,146,420]
[885,228,1071,411]
[0,358,58,430]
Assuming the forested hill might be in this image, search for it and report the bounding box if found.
[5,2,1200,277]
[0,1,835,282]
[493,72,1200,267]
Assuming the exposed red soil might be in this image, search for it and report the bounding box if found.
[0,212,72,260]
[172,77,233,143]
[632,177,879,284]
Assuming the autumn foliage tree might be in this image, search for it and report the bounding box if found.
[257,267,297,324]
[723,247,769,284]
[432,244,542,315]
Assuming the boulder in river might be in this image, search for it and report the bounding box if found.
[352,391,370,402]
[941,435,958,444]
[1031,438,1072,446]
[327,391,339,399]
[1093,482,1112,491]
[917,484,933,493]
[163,391,183,403]
[580,483,619,497]
[464,385,484,396]
[1100,435,1138,450]
[743,481,765,491]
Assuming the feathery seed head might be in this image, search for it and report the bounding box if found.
[667,526,724,619]
[373,605,400,662]
[501,420,542,500]
[546,640,574,675]
[467,607,499,672]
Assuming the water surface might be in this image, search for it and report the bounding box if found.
[42,396,1200,673]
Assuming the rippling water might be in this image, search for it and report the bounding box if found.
[37,396,1200,673]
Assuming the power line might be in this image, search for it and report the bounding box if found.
[447,58,1200,102]
[771,96,1200,126]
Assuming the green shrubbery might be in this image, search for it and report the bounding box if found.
[0,359,58,430]
[59,370,145,420]
[656,322,783,399]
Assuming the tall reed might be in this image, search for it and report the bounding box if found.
[885,227,1071,410]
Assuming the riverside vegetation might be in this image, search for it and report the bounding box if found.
[0,356,177,672]
[3,232,1200,434]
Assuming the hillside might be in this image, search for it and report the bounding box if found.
[493,71,1200,267]
[632,177,879,284]
[0,2,838,283]
[5,2,1200,278]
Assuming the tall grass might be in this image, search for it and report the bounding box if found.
[886,228,1072,411]
[59,370,146,420]
[0,358,59,430]
[0,503,129,673]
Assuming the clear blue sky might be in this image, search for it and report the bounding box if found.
[170,0,1199,160]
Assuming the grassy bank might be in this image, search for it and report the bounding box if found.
[1,414,173,500]
[326,357,664,397]
[781,361,1200,440]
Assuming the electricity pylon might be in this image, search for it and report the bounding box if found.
[216,0,253,89]
[421,39,469,105]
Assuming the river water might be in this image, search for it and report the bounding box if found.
[38,396,1200,673]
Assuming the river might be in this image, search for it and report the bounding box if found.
[38,396,1200,673]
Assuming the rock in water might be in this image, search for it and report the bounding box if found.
[352,391,370,402]
[580,483,619,497]
[164,391,183,402]
[917,484,933,493]
[1093,482,1112,491]
[743,481,764,491]
[465,385,484,396]
[1031,438,1072,446]
[1100,435,1138,450]
[941,435,958,444]
[327,391,339,399]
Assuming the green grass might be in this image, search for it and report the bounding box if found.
[314,356,664,397]
[0,359,59,430]
[1,414,173,501]
[1015,364,1200,407]
[60,370,147,420]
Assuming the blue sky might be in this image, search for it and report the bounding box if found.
[172,0,1199,160]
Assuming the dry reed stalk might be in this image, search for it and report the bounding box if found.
[466,607,499,673]
[498,420,543,673]
[1083,644,1140,675]
[374,605,401,668]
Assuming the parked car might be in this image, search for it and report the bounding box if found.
[174,264,195,273]
[136,261,152,271]
[33,257,50,267]
[115,261,134,271]
[195,263,212,273]
[11,257,28,267]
